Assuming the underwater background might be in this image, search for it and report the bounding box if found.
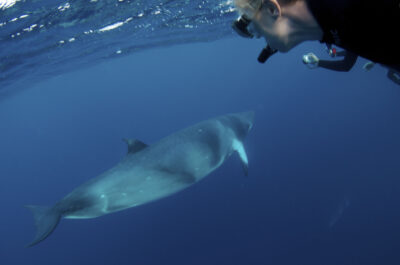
[1,0,400,264]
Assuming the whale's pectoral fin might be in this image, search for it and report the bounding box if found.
[232,139,249,176]
[122,138,148,154]
[25,205,62,247]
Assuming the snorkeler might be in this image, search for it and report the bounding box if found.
[232,0,400,74]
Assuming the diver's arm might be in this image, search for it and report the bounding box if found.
[335,51,347,57]
[318,52,358,72]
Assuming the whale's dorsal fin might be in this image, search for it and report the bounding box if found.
[122,138,148,154]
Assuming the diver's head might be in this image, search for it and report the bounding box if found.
[233,0,317,54]
[232,0,279,63]
[233,0,283,49]
[232,0,263,39]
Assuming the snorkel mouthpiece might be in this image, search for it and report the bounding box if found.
[258,45,277,63]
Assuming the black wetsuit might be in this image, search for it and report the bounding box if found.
[306,0,400,72]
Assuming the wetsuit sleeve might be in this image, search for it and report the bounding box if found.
[318,52,358,72]
[335,51,347,57]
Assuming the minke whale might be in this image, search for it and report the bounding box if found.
[26,111,254,247]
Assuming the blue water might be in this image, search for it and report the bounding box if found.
[1,1,400,265]
[0,0,235,93]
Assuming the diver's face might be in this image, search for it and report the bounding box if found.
[234,0,291,51]
[251,8,290,52]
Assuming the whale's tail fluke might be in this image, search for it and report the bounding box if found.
[25,205,61,247]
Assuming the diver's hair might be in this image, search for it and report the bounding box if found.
[278,0,299,6]
[234,0,299,17]
[234,0,262,18]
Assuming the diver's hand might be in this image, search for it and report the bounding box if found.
[302,53,319,69]
[362,61,375,71]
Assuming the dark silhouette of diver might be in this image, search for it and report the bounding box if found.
[232,0,400,84]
